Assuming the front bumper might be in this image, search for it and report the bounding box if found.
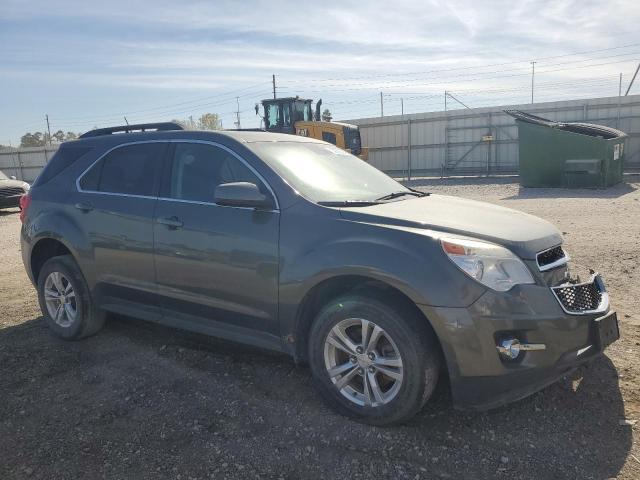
[418,274,617,410]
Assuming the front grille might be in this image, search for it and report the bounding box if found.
[537,245,566,270]
[0,186,24,197]
[552,279,603,313]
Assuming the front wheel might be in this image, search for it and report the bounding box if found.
[308,295,440,425]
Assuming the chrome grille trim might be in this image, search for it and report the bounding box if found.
[536,245,569,272]
[550,274,609,315]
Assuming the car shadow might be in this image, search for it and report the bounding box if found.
[0,207,19,216]
[502,181,637,200]
[405,175,638,200]
[0,315,632,479]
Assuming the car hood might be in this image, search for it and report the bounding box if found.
[339,194,562,259]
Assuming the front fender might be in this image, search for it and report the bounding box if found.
[277,212,486,343]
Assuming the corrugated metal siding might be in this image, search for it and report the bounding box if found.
[2,96,639,182]
[0,146,59,182]
[347,95,640,177]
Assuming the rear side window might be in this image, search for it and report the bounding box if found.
[33,145,93,187]
[79,143,166,196]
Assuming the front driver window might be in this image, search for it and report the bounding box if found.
[168,143,264,203]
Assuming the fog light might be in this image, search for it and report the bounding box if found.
[496,338,546,360]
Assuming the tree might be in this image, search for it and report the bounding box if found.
[198,113,221,130]
[321,108,333,122]
[52,130,65,143]
[20,132,45,147]
[19,130,80,147]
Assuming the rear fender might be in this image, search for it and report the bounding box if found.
[23,205,93,285]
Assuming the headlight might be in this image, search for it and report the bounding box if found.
[440,236,534,292]
[23,183,30,191]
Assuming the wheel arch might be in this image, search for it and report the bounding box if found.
[291,274,445,366]
[30,237,76,284]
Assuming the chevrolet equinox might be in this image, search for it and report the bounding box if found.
[20,123,619,425]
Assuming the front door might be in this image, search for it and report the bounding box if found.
[153,142,280,342]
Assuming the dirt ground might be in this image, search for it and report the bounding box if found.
[1,177,639,479]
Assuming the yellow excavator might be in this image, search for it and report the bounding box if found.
[255,97,368,160]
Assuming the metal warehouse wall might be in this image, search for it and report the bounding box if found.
[346,94,640,177]
[2,94,639,183]
[0,146,59,182]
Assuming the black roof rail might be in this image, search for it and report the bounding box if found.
[79,122,184,139]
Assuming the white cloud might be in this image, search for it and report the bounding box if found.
[1,0,640,141]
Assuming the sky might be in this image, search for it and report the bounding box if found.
[1,0,640,146]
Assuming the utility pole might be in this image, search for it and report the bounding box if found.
[625,63,640,96]
[235,96,241,129]
[530,61,536,104]
[444,90,447,112]
[45,114,52,146]
[617,73,622,128]
[272,74,276,99]
[401,97,404,116]
[380,92,384,117]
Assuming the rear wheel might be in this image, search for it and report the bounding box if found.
[308,294,440,425]
[37,255,106,340]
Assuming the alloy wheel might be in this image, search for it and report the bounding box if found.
[323,318,404,407]
[43,272,78,328]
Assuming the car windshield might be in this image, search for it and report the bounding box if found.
[249,142,408,203]
[0,170,9,180]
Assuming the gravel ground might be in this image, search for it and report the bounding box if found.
[1,177,639,479]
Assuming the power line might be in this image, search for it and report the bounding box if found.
[281,53,640,93]
[32,82,272,126]
[284,42,640,84]
[51,90,272,129]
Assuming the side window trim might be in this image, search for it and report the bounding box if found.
[76,140,169,200]
[76,139,279,210]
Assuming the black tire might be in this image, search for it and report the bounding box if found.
[308,294,440,426]
[37,255,106,340]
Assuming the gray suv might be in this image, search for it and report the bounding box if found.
[20,123,619,425]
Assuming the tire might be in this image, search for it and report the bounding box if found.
[37,255,106,340]
[308,294,440,426]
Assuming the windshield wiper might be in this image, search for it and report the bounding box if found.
[317,200,382,207]
[375,189,429,201]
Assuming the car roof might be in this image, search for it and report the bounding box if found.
[66,129,324,148]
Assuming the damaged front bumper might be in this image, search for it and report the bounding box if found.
[418,270,619,410]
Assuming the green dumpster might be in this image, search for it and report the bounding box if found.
[505,110,627,188]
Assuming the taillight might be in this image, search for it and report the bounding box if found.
[19,193,31,223]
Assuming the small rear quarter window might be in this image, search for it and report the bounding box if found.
[33,145,93,187]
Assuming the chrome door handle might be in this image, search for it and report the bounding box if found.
[157,216,183,229]
[75,202,93,212]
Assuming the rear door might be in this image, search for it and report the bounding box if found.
[75,141,168,319]
[153,141,280,342]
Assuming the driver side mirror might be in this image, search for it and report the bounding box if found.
[10,175,17,180]
[214,182,273,210]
